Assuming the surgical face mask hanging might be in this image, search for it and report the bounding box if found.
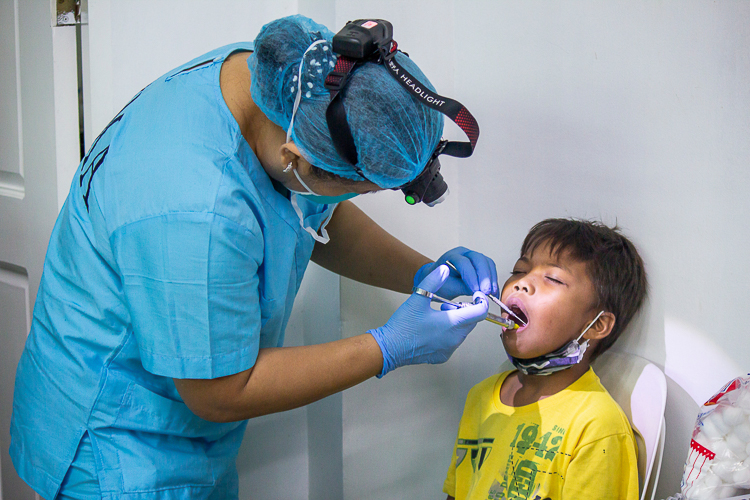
[508,311,605,376]
[286,40,350,245]
[289,167,359,204]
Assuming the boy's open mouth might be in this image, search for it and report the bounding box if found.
[509,305,529,326]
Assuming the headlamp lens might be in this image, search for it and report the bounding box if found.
[397,140,448,206]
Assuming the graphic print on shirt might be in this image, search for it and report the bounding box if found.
[458,422,566,500]
[78,89,143,210]
[456,438,495,471]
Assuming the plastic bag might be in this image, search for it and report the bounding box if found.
[678,375,750,500]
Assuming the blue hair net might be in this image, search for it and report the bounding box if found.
[248,15,443,188]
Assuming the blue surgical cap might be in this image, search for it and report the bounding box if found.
[248,15,443,188]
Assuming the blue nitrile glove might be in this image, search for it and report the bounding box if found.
[413,246,498,299]
[370,265,489,378]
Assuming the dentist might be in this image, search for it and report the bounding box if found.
[11,15,495,500]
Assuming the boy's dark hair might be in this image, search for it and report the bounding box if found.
[521,218,648,359]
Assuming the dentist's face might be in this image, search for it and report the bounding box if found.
[500,242,600,360]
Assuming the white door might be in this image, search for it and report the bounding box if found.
[0,0,81,498]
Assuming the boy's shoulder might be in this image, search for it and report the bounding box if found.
[465,368,632,434]
[555,368,634,440]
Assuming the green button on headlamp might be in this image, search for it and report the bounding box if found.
[405,195,417,205]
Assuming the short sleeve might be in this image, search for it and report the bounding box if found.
[563,433,640,500]
[112,211,264,379]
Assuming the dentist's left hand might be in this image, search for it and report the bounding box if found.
[413,246,498,299]
[369,265,489,377]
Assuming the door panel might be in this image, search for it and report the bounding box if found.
[0,265,33,500]
[0,0,66,499]
[0,0,23,199]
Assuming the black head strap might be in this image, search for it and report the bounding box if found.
[324,56,362,172]
[324,40,479,173]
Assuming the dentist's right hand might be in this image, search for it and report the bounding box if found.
[369,265,489,378]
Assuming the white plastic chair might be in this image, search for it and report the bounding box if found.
[592,350,668,500]
[498,350,667,500]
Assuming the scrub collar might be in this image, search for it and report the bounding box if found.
[508,310,605,376]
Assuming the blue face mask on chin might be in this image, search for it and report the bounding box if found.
[291,167,359,204]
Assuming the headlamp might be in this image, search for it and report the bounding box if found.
[398,140,449,207]
[324,19,480,206]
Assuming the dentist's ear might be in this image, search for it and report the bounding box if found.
[584,312,616,341]
[279,142,315,177]
[280,142,302,166]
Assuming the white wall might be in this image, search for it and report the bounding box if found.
[341,1,750,499]
[82,1,750,499]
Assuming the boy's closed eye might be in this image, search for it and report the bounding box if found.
[508,269,567,286]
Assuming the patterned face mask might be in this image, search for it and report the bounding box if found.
[508,311,604,376]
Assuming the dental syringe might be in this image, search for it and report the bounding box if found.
[414,288,520,330]
[485,312,519,329]
[443,260,528,329]
[486,294,527,327]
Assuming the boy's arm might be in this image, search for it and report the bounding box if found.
[562,432,640,500]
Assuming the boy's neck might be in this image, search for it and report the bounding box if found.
[500,362,591,408]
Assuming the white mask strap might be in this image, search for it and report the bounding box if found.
[292,166,320,196]
[576,310,605,342]
[290,193,334,244]
[287,39,326,144]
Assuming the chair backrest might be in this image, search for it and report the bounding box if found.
[592,350,668,500]
[498,351,668,500]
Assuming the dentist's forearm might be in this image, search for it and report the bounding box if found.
[311,200,431,294]
[174,334,383,422]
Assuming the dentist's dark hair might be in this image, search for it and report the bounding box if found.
[521,218,648,359]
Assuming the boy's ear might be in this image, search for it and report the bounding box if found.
[584,312,616,341]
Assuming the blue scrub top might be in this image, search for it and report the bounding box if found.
[10,43,336,499]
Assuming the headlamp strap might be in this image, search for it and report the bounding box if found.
[383,43,479,159]
[325,56,363,168]
[323,37,480,172]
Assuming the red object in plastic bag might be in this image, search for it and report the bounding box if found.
[680,375,750,500]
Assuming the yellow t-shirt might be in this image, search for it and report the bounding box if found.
[443,367,639,500]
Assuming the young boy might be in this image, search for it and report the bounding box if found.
[443,218,648,500]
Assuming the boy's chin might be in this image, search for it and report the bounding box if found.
[501,342,531,360]
[503,343,552,361]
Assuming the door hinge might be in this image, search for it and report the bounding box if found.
[52,0,87,26]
